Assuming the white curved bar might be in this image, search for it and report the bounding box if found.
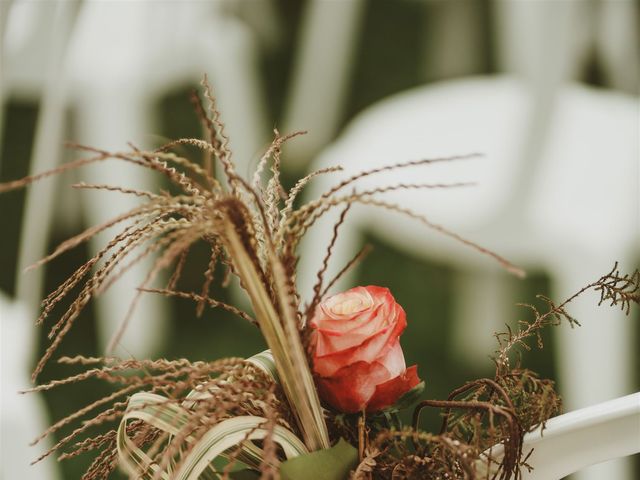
[481,393,640,479]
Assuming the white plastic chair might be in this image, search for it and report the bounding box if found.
[297,75,639,479]
[2,0,270,358]
[283,0,638,168]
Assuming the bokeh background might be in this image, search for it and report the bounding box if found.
[0,1,638,479]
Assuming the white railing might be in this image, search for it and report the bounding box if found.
[482,392,640,479]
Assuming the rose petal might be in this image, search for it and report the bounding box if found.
[311,287,374,329]
[311,286,394,334]
[323,287,373,317]
[316,301,405,357]
[314,300,382,335]
[313,304,407,376]
[313,325,391,376]
[366,365,421,412]
[316,360,392,413]
[314,303,389,355]
[377,340,406,378]
[342,299,393,336]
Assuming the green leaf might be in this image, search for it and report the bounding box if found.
[229,471,261,480]
[380,410,402,430]
[280,438,358,480]
[385,380,425,412]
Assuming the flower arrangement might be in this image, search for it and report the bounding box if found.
[1,79,638,480]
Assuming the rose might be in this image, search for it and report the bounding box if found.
[310,285,421,413]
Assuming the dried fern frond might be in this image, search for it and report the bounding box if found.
[494,262,640,374]
[595,262,640,315]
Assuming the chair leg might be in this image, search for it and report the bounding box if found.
[0,0,15,138]
[282,0,366,169]
[451,268,514,367]
[595,0,639,94]
[75,89,169,359]
[1,295,61,479]
[200,20,269,179]
[15,0,81,308]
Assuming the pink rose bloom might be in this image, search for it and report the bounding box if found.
[310,286,421,413]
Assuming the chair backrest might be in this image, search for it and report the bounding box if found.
[282,0,638,170]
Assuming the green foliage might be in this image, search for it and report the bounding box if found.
[384,380,425,413]
[280,438,358,480]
